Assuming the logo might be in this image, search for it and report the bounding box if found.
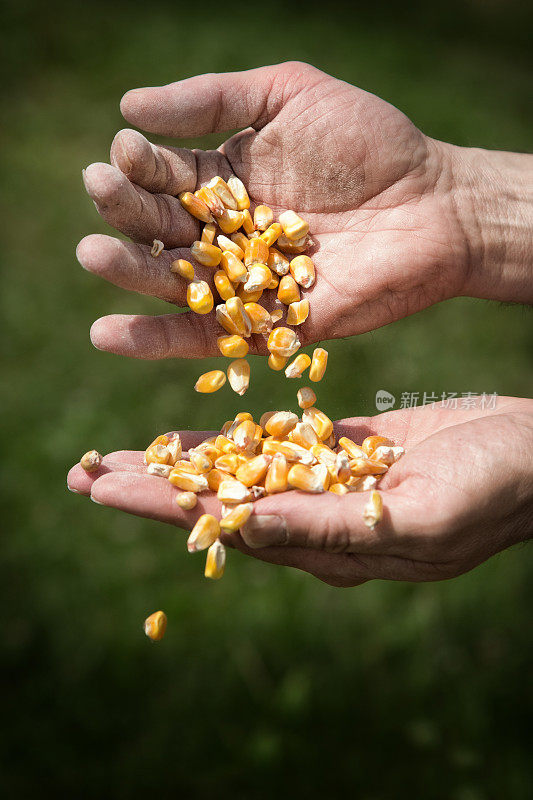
[375,390,395,411]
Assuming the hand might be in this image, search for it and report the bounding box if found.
[67,397,533,586]
[76,61,532,361]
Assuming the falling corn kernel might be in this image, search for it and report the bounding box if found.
[285,353,311,379]
[217,334,249,358]
[227,359,250,396]
[194,370,226,394]
[171,258,195,281]
[227,176,250,210]
[144,610,167,641]
[187,279,214,315]
[176,491,197,510]
[362,491,383,529]
[178,191,213,223]
[297,386,317,409]
[151,239,164,257]
[80,449,102,472]
[205,540,226,580]
[268,353,288,371]
[309,348,328,382]
[187,514,220,553]
[286,298,309,325]
[279,210,309,241]
[267,327,301,358]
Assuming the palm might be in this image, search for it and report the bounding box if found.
[67,398,532,586]
[78,62,466,358]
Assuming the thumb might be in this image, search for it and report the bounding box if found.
[120,61,316,137]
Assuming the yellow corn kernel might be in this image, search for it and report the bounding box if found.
[244,237,269,267]
[276,233,311,254]
[217,479,252,504]
[195,186,226,217]
[230,411,254,427]
[231,231,249,252]
[290,255,315,289]
[268,274,279,290]
[171,258,195,281]
[178,191,213,223]
[244,302,272,334]
[361,436,394,458]
[288,463,325,493]
[236,454,271,487]
[236,283,263,304]
[204,539,226,580]
[80,449,102,472]
[310,443,337,467]
[145,444,171,465]
[195,443,220,463]
[248,230,261,239]
[260,222,282,247]
[265,411,299,437]
[232,419,257,452]
[217,334,249,358]
[241,208,255,234]
[187,513,220,553]
[268,247,290,276]
[302,407,333,441]
[244,263,272,292]
[338,436,365,460]
[214,453,240,474]
[335,451,351,483]
[264,452,289,493]
[144,610,167,641]
[176,491,197,510]
[329,482,349,495]
[268,353,288,371]
[206,176,237,210]
[214,435,238,454]
[270,307,284,323]
[201,222,217,244]
[285,352,311,379]
[173,459,200,474]
[279,210,309,241]
[145,434,169,450]
[286,298,309,326]
[189,450,213,473]
[227,175,250,210]
[166,434,182,464]
[147,462,173,478]
[151,239,164,257]
[187,279,214,315]
[262,438,314,465]
[309,347,328,382]
[324,431,337,449]
[215,305,239,335]
[207,468,232,491]
[297,386,317,409]
[227,359,250,396]
[349,458,388,477]
[254,204,274,231]
[353,475,379,493]
[190,241,222,268]
[194,370,226,394]
[267,327,301,358]
[259,411,275,429]
[362,490,383,530]
[277,275,300,305]
[217,235,244,260]
[226,296,252,338]
[213,270,235,301]
[217,209,244,234]
[220,250,247,284]
[289,422,319,449]
[220,502,253,532]
[168,469,209,492]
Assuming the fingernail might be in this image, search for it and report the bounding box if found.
[67,483,80,494]
[116,137,132,174]
[90,495,104,505]
[240,515,288,549]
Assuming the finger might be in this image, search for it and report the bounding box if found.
[110,129,196,195]
[82,162,199,247]
[120,63,300,136]
[67,450,146,496]
[89,313,269,359]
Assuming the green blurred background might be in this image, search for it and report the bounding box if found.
[1,0,532,796]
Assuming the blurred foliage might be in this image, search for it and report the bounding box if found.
[0,0,532,797]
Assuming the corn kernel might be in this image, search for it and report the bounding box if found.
[227,358,250,396]
[286,298,309,325]
[244,263,272,292]
[217,235,244,260]
[227,176,250,210]
[277,275,300,305]
[207,468,232,491]
[171,258,195,281]
[167,434,182,464]
[194,370,226,393]
[262,439,315,465]
[254,204,274,231]
[349,458,388,476]
[187,279,214,315]
[214,435,238,454]
[147,462,172,478]
[236,283,263,304]
[168,469,209,492]
[195,186,225,217]
[268,353,288,371]
[217,479,252,504]
[244,302,272,334]
[201,222,217,244]
[268,273,279,289]
[178,191,213,223]
[220,250,247,284]
[260,222,282,247]
[151,239,164,257]
[190,241,222,268]
[338,436,365,459]
[268,247,290,276]
[244,237,269,267]
[187,514,220,553]
[279,210,309,241]
[362,490,383,530]
[236,454,271,487]
[264,452,289,493]
[297,387,317,409]
[214,453,240,474]
[285,353,311,378]
[355,475,379,492]
[270,307,284,323]
[220,502,253,532]
[259,411,275,429]
[288,463,325,493]
[176,491,197,510]
[277,234,311,254]
[361,436,394,458]
[189,450,213,473]
[241,208,255,234]
[231,231,249,252]
[204,539,226,580]
[217,334,249,358]
[80,449,102,472]
[232,419,257,452]
[329,483,349,495]
[218,209,244,234]
[216,304,241,335]
[267,327,301,358]
[214,270,235,301]
[290,255,315,288]
[290,422,320,449]
[225,297,252,338]
[309,348,328,382]
[301,407,333,440]
[265,411,299,437]
[173,459,200,474]
[310,443,337,467]
[145,444,171,465]
[206,176,238,210]
[144,610,167,641]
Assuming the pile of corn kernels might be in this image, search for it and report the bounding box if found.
[80,175,405,639]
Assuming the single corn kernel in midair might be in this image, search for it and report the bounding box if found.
[285,352,311,378]
[214,270,235,301]
[287,298,310,326]
[151,239,164,257]
[362,490,383,530]
[190,241,222,268]
[176,491,197,510]
[244,302,272,334]
[201,222,217,244]
[217,209,244,234]
[268,247,290,276]
[220,250,247,284]
[207,176,238,210]
[205,539,226,580]
[225,296,252,338]
[227,359,250,396]
[267,327,301,358]
[187,279,214,315]
[195,186,226,217]
[268,353,288,371]
[187,514,220,553]
[309,348,328,382]
[217,334,249,358]
[217,235,244,260]
[80,449,102,472]
[220,502,253,532]
[265,411,299,437]
[297,386,317,409]
[260,222,283,247]
[302,407,334,440]
[227,175,250,210]
[236,454,271,487]
[254,204,274,231]
[171,258,195,281]
[241,208,255,234]
[244,264,272,292]
[144,610,167,641]
[244,237,269,267]
[194,370,227,393]
[178,191,213,223]
[290,255,315,288]
[279,210,309,241]
[287,463,325,493]
[147,462,172,478]
[277,275,300,305]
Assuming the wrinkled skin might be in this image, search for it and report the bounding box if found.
[68,399,533,586]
